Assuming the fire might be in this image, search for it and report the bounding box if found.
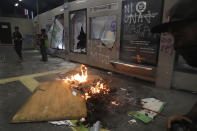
[65,65,87,83]
[83,81,110,100]
[90,82,109,94]
[85,93,91,100]
[64,64,110,100]
[111,101,119,106]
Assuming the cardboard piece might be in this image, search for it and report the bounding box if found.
[12,81,87,123]
[128,98,166,123]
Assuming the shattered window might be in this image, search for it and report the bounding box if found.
[69,9,87,53]
[48,13,65,50]
[90,15,117,48]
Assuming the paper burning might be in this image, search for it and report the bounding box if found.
[64,65,110,100]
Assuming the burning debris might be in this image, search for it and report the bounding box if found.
[63,65,119,126]
[64,65,111,101]
[65,65,88,83]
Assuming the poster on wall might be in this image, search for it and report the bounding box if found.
[69,9,87,53]
[120,0,163,66]
[90,15,117,49]
[48,14,65,50]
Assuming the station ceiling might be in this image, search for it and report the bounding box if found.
[0,0,76,18]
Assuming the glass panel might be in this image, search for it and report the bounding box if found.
[49,14,65,50]
[69,9,87,53]
[120,0,163,66]
[90,15,117,48]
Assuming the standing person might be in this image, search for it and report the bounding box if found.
[40,29,48,62]
[13,26,23,63]
[151,0,197,130]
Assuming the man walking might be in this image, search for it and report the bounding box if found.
[40,29,48,62]
[13,26,23,63]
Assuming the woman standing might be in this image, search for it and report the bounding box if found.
[40,29,48,62]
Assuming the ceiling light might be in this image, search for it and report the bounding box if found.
[14,3,19,6]
[19,0,23,1]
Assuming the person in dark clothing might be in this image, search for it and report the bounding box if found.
[151,0,197,130]
[40,29,48,62]
[77,26,86,49]
[13,26,23,63]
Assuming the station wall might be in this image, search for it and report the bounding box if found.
[0,17,34,49]
[35,0,197,91]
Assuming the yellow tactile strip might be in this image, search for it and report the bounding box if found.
[0,68,74,92]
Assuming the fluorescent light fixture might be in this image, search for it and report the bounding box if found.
[76,0,87,4]
[19,0,23,2]
[14,3,19,6]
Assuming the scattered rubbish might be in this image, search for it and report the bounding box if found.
[49,120,76,126]
[72,90,77,96]
[111,101,119,106]
[128,119,137,125]
[128,98,166,123]
[120,88,127,91]
[11,81,87,123]
[90,121,100,131]
[80,117,86,122]
[107,72,112,75]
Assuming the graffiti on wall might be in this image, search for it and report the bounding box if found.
[120,0,163,66]
[124,2,158,24]
[123,1,159,39]
[160,32,174,56]
[89,41,110,65]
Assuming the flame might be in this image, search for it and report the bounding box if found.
[111,101,119,106]
[85,93,91,100]
[65,65,87,83]
[90,82,109,94]
[84,81,110,100]
[64,64,110,100]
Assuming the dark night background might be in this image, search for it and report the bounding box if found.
[0,0,76,18]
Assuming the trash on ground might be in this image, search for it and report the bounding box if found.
[107,72,112,75]
[72,90,77,96]
[70,120,110,131]
[128,98,166,123]
[128,119,137,125]
[120,88,127,91]
[49,120,76,126]
[80,117,86,122]
[111,101,119,106]
[90,121,100,131]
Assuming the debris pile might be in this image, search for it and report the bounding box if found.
[63,65,120,126]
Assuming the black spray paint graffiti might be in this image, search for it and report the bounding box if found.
[160,33,174,56]
[123,1,158,39]
[124,2,158,24]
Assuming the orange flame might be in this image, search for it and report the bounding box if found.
[111,101,119,106]
[90,82,110,94]
[64,64,110,100]
[83,81,110,100]
[65,65,87,83]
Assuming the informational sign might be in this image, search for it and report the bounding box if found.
[90,3,118,13]
[120,0,163,66]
